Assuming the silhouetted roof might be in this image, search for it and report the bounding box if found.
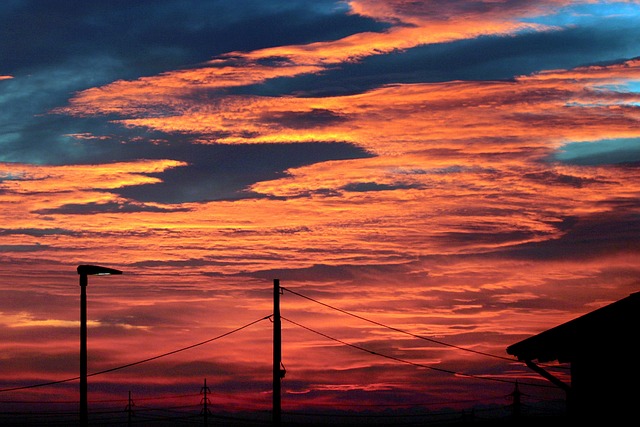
[506,291,640,363]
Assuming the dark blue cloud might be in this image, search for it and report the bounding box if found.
[33,200,190,215]
[521,171,608,187]
[114,141,372,204]
[342,182,425,192]
[0,228,79,237]
[0,243,49,252]
[553,138,640,166]
[244,20,640,97]
[0,0,385,164]
[497,210,640,261]
[0,0,386,77]
[259,109,348,129]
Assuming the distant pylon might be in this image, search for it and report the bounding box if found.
[201,378,211,427]
[124,390,135,427]
[510,380,522,420]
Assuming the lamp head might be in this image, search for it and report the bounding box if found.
[77,265,123,276]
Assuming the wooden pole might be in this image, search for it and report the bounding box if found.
[273,279,281,426]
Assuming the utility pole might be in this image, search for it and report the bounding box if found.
[273,279,282,427]
[79,272,88,427]
[201,378,211,427]
[510,381,522,421]
[125,390,135,427]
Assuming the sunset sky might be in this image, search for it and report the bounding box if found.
[1,0,640,424]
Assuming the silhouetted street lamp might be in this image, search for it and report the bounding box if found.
[77,264,122,427]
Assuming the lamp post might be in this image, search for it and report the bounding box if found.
[77,264,122,427]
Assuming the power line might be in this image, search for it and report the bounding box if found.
[0,315,272,393]
[283,392,510,408]
[281,316,557,389]
[281,286,519,363]
[88,314,271,376]
[0,393,200,405]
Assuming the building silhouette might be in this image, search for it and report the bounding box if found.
[506,291,640,423]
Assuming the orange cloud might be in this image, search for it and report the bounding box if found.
[56,0,554,121]
[0,160,185,194]
[60,59,639,161]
